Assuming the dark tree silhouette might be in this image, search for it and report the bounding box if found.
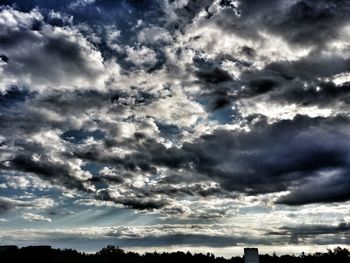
[0,245,349,263]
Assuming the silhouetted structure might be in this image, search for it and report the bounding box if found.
[0,245,349,263]
[244,248,259,263]
[0,246,18,252]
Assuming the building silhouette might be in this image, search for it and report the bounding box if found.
[244,248,259,263]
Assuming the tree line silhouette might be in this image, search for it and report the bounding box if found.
[0,245,349,263]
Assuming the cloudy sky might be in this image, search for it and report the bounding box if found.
[0,0,350,257]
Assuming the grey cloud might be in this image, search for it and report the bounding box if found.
[214,0,350,48]
[191,55,247,112]
[195,67,233,84]
[188,115,350,204]
[60,114,350,207]
[0,7,113,93]
[4,154,87,191]
[270,222,350,245]
[61,113,350,208]
[163,0,214,31]
[265,0,350,47]
[0,197,30,213]
[96,189,169,211]
[280,223,350,236]
[0,196,54,214]
[276,171,350,205]
[225,54,350,109]
[121,115,350,205]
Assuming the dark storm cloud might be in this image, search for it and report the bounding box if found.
[33,111,346,208]
[234,54,350,108]
[0,196,53,215]
[258,55,350,82]
[276,171,350,205]
[195,67,233,84]
[71,137,228,210]
[43,114,350,207]
[96,189,169,210]
[189,115,350,204]
[1,154,87,191]
[34,90,112,114]
[277,223,350,236]
[193,54,249,113]
[265,80,350,108]
[0,92,77,135]
[191,56,243,112]
[0,197,29,213]
[269,222,350,245]
[212,0,350,48]
[114,115,350,205]
[198,53,350,111]
[154,183,223,198]
[0,87,33,109]
[266,0,350,47]
[0,6,119,95]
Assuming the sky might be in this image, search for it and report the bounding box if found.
[0,0,350,257]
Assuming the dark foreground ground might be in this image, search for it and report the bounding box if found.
[0,245,349,263]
